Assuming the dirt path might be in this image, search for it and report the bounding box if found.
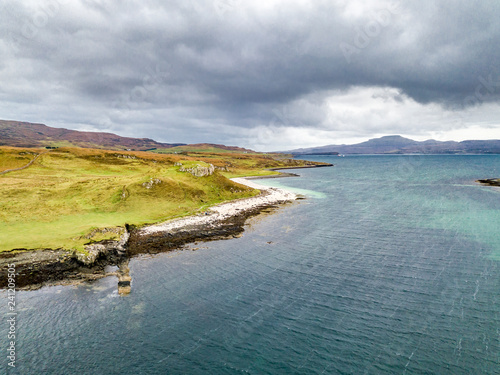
[0,151,48,175]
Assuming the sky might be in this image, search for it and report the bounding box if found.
[1,0,499,151]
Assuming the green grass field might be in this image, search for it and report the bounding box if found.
[0,146,321,253]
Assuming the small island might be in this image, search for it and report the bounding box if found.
[476,178,500,187]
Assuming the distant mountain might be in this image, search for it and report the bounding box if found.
[288,135,500,155]
[0,120,185,151]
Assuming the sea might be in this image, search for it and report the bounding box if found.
[1,155,499,374]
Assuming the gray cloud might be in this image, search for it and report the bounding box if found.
[1,0,499,150]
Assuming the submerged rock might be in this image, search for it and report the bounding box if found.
[117,260,132,296]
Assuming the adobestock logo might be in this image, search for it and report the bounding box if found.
[339,1,402,63]
[7,0,69,52]
[112,64,170,113]
[20,0,69,40]
[214,0,241,18]
[464,70,500,107]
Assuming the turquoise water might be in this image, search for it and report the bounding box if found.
[256,178,328,199]
[1,155,499,374]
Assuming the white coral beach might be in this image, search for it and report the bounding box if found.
[139,177,297,236]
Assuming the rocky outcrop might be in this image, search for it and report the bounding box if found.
[178,163,215,177]
[0,228,132,290]
[115,154,137,159]
[142,178,162,189]
[75,228,130,265]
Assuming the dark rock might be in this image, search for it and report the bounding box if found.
[476,178,500,187]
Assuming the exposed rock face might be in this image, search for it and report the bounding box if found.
[116,154,136,159]
[142,178,162,189]
[0,228,132,290]
[76,230,130,265]
[179,163,215,177]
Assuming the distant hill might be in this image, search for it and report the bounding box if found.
[158,143,256,154]
[0,120,185,151]
[288,135,500,155]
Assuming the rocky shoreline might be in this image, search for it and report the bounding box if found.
[0,176,300,291]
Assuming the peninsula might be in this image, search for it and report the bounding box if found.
[0,140,331,289]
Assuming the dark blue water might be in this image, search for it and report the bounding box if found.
[1,155,499,374]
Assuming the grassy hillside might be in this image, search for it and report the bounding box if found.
[0,149,38,171]
[0,146,323,253]
[154,143,256,154]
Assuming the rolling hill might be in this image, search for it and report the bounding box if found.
[0,120,185,151]
[0,120,260,154]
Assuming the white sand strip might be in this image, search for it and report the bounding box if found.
[139,177,297,235]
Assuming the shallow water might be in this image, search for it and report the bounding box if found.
[1,155,499,374]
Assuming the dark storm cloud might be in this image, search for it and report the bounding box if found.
[0,0,499,149]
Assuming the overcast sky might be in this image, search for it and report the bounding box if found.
[1,0,499,151]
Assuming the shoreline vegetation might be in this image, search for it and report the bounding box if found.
[0,146,332,290]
